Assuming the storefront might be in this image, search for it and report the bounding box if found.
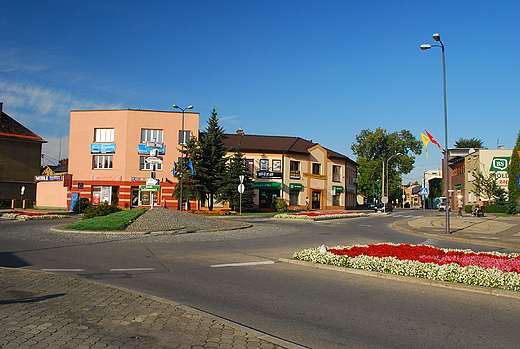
[289,183,303,206]
[252,182,283,208]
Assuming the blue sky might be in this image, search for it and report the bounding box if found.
[2,0,519,183]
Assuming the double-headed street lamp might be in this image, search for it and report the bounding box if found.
[421,33,450,234]
[172,104,193,212]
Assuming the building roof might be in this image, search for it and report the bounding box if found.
[220,133,356,164]
[0,103,45,142]
[42,164,69,174]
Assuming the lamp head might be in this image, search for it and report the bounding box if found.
[172,104,179,109]
[420,44,432,50]
[432,33,441,41]
[187,105,193,109]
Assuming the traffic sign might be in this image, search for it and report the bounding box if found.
[140,185,160,192]
[419,187,429,195]
[381,196,388,204]
[238,184,245,193]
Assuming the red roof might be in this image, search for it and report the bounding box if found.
[0,110,44,142]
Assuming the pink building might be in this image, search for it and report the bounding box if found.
[68,109,199,209]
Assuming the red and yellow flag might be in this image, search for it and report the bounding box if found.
[420,133,430,158]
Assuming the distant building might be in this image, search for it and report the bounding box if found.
[0,102,46,204]
[221,132,358,210]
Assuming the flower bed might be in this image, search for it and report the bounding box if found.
[274,212,367,220]
[1,211,70,221]
[293,243,520,291]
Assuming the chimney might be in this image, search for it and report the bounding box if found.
[236,128,244,136]
[0,102,3,115]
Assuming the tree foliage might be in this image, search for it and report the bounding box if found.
[507,130,520,214]
[351,128,422,201]
[454,137,485,148]
[470,170,507,205]
[217,146,255,210]
[172,136,201,206]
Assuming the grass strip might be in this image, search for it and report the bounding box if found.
[64,209,148,231]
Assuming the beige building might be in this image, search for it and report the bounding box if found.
[221,132,358,210]
[68,109,200,209]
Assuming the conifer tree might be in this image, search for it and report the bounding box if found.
[198,108,227,210]
[507,130,520,214]
[218,146,254,211]
[172,136,200,209]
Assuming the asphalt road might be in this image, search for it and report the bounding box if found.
[2,209,520,348]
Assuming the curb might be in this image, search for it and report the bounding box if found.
[278,258,520,299]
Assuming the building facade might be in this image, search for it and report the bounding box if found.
[0,103,46,205]
[221,133,358,210]
[67,109,200,209]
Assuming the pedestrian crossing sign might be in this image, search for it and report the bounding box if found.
[419,187,429,195]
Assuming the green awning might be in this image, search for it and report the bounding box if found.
[251,182,283,189]
[289,183,303,190]
[332,185,344,193]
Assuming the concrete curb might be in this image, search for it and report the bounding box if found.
[278,258,520,299]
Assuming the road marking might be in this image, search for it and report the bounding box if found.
[110,268,155,271]
[211,261,275,268]
[42,269,85,272]
[359,224,372,227]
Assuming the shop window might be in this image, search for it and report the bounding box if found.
[289,190,299,205]
[141,129,163,143]
[93,155,113,169]
[312,163,321,175]
[333,165,341,182]
[290,161,300,179]
[245,159,254,177]
[260,159,269,171]
[94,128,114,142]
[91,186,117,205]
[333,193,341,206]
[140,156,163,171]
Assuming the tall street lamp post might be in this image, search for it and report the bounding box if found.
[382,153,401,213]
[386,153,402,212]
[172,104,193,212]
[421,33,450,234]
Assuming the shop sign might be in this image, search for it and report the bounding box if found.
[289,183,303,190]
[91,143,116,154]
[290,171,301,179]
[91,176,122,181]
[346,185,356,194]
[490,157,510,171]
[332,185,344,193]
[251,182,283,189]
[139,185,160,192]
[303,173,327,180]
[138,143,166,155]
[34,175,62,181]
[257,171,282,179]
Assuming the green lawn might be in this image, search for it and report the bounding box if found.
[64,209,147,231]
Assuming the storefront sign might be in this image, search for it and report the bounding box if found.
[251,182,283,189]
[290,171,301,179]
[91,176,122,181]
[346,185,356,194]
[138,144,166,155]
[490,157,510,171]
[289,183,303,190]
[332,185,344,193]
[34,175,62,181]
[303,173,327,180]
[257,171,282,179]
[91,143,116,154]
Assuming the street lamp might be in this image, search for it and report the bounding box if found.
[172,104,193,212]
[382,153,401,213]
[421,33,450,234]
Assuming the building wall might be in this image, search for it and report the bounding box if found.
[68,109,200,209]
[36,180,69,209]
[0,137,42,200]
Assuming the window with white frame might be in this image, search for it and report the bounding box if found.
[333,165,341,182]
[93,155,113,169]
[141,129,163,143]
[94,128,114,142]
[140,156,163,171]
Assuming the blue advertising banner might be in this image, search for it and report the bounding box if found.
[138,144,166,155]
[34,175,62,181]
[91,143,116,154]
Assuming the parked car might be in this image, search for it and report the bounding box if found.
[438,202,450,212]
[374,203,393,213]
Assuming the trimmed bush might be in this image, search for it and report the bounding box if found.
[481,205,507,214]
[83,203,122,218]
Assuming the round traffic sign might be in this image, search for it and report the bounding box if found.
[238,184,245,193]
[381,196,388,204]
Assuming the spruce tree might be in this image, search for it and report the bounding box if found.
[172,136,200,209]
[507,130,520,214]
[218,146,254,211]
[198,108,227,210]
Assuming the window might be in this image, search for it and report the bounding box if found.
[245,159,254,177]
[178,130,191,144]
[94,128,114,142]
[333,165,341,182]
[333,193,341,206]
[93,155,113,169]
[312,163,321,175]
[290,161,300,179]
[290,191,299,205]
[272,160,281,171]
[140,156,163,171]
[141,129,163,143]
[260,159,269,171]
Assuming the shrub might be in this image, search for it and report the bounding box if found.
[73,197,91,213]
[83,203,122,218]
[481,205,507,214]
[275,197,288,212]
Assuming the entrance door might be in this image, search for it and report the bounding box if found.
[312,191,321,209]
[259,190,279,209]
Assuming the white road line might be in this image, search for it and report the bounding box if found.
[211,261,275,268]
[41,269,85,272]
[109,268,155,271]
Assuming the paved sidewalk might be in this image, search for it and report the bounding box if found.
[0,267,306,349]
[393,211,520,249]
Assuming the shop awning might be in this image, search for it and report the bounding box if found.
[251,182,283,189]
[289,183,303,190]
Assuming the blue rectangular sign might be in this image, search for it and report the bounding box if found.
[91,143,116,154]
[138,143,166,155]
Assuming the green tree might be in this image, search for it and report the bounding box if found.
[218,146,255,211]
[454,137,485,148]
[351,128,422,202]
[172,136,200,208]
[470,169,507,205]
[507,131,520,214]
[198,108,228,210]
